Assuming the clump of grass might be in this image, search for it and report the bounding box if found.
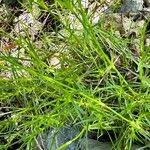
[0,0,150,149]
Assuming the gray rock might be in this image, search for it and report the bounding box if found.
[119,0,143,12]
[81,138,112,150]
[36,125,81,150]
[36,128,143,150]
[81,138,142,150]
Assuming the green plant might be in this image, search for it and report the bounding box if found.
[0,0,150,149]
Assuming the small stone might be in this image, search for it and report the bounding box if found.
[48,54,61,69]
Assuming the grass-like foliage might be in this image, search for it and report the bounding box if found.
[0,0,150,149]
